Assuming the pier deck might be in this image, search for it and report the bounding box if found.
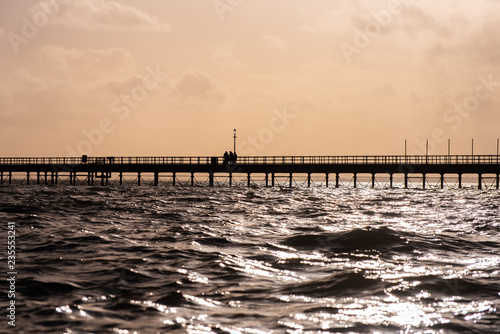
[1,155,499,189]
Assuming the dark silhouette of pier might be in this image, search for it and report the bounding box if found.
[0,155,499,189]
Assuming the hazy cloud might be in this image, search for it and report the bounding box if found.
[41,46,136,80]
[209,43,245,70]
[261,35,288,50]
[31,0,170,31]
[175,69,227,103]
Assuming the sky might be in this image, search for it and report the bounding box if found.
[0,0,499,157]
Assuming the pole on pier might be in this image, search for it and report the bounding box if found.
[497,138,499,164]
[371,173,375,188]
[353,173,357,189]
[472,138,474,156]
[233,129,237,154]
[440,174,444,189]
[247,173,251,187]
[422,173,426,189]
[426,139,428,163]
[458,174,462,189]
[138,172,141,186]
[26,172,30,185]
[405,139,407,159]
[336,173,339,188]
[325,173,329,188]
[478,174,482,190]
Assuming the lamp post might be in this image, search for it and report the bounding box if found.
[233,129,237,154]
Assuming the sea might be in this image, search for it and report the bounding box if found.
[1,184,499,334]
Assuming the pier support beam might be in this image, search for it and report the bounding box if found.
[422,174,426,189]
[353,173,357,189]
[458,174,462,189]
[119,172,123,185]
[154,172,159,186]
[172,172,176,187]
[272,173,275,187]
[37,172,40,185]
[247,173,251,187]
[0,172,3,184]
[191,173,195,187]
[371,173,375,188]
[325,173,329,188]
[478,174,482,190]
[209,172,214,187]
[404,174,408,189]
[51,172,54,185]
[27,172,30,185]
[336,173,339,188]
[440,174,444,189]
[138,172,141,186]
[9,172,12,184]
[101,172,105,186]
[265,173,269,187]
[496,174,499,190]
[229,173,233,187]
[389,174,393,189]
[289,173,293,188]
[87,172,91,186]
[307,173,311,188]
[69,172,73,185]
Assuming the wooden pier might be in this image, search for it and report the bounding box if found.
[0,155,499,189]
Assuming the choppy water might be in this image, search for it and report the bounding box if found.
[1,185,499,334]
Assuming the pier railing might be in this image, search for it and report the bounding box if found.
[0,155,499,166]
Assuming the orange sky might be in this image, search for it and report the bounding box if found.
[0,0,499,157]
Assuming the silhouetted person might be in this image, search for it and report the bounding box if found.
[229,151,234,164]
[223,151,229,167]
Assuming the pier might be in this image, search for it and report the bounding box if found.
[0,155,499,189]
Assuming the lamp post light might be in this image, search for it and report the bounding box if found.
[233,129,237,154]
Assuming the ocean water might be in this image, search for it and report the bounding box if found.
[1,185,499,334]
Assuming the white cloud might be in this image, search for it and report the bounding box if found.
[31,0,169,31]
[261,35,288,50]
[209,43,245,70]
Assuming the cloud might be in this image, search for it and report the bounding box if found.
[41,46,136,80]
[0,27,5,37]
[174,69,227,103]
[261,35,288,50]
[31,0,169,31]
[209,43,245,70]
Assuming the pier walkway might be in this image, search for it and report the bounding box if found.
[0,155,499,189]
